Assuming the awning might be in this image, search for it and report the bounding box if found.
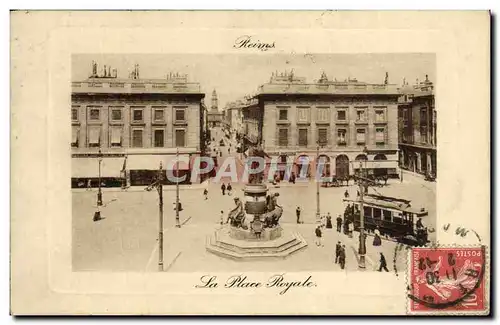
[360,160,398,169]
[72,157,125,178]
[127,154,190,170]
[110,127,122,145]
[88,127,100,145]
[72,128,78,144]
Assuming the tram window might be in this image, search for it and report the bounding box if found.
[392,215,403,224]
[364,206,372,217]
[373,208,381,219]
[383,210,392,221]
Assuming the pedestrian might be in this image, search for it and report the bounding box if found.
[344,189,349,198]
[227,183,233,196]
[416,217,424,229]
[321,214,327,229]
[221,183,226,195]
[378,252,389,272]
[87,179,92,191]
[203,188,208,200]
[336,215,342,233]
[326,213,333,229]
[296,207,301,224]
[339,245,346,269]
[220,210,224,225]
[373,227,382,246]
[335,241,341,264]
[315,226,323,247]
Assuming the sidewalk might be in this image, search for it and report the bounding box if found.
[72,179,211,193]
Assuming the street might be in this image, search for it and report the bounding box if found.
[73,126,436,273]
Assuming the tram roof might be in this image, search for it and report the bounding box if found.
[343,196,428,216]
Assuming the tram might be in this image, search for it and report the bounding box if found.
[343,194,429,246]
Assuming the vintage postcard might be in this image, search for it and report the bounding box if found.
[10,11,490,315]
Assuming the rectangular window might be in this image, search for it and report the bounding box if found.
[375,127,385,143]
[279,109,288,121]
[317,108,328,122]
[71,128,79,147]
[154,108,165,122]
[318,128,328,146]
[375,109,385,122]
[175,129,186,147]
[298,129,308,146]
[132,108,144,122]
[110,127,122,147]
[111,108,122,121]
[88,126,101,147]
[356,129,366,144]
[71,108,78,121]
[337,129,347,145]
[421,127,428,143]
[278,128,288,146]
[132,129,143,147]
[175,108,186,122]
[337,109,346,121]
[383,210,392,221]
[154,129,165,147]
[420,108,428,123]
[356,108,366,121]
[89,108,100,120]
[297,108,309,122]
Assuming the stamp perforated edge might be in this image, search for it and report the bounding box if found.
[405,244,490,316]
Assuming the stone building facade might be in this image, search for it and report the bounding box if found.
[243,71,401,180]
[71,63,205,187]
[398,76,436,178]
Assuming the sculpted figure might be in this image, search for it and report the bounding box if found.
[263,193,283,228]
[228,197,246,228]
[247,144,270,185]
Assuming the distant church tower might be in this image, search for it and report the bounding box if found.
[211,89,218,111]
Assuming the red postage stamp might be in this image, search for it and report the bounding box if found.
[408,246,488,314]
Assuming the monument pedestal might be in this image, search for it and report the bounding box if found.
[206,182,308,260]
[206,226,307,260]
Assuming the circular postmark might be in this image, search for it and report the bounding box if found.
[407,245,486,311]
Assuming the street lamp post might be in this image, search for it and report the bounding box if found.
[175,147,181,228]
[157,162,164,271]
[358,160,367,269]
[316,143,321,223]
[97,148,103,206]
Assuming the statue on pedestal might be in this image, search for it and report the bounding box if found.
[247,143,270,185]
[227,197,247,229]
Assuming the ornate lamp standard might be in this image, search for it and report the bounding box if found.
[315,142,323,223]
[97,148,103,206]
[175,147,181,228]
[157,162,164,271]
[357,146,368,269]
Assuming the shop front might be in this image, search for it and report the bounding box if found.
[126,154,192,186]
[71,156,126,188]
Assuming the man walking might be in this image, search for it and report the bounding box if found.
[339,245,346,269]
[378,252,389,272]
[203,188,208,200]
[336,215,342,233]
[296,206,302,224]
[221,183,226,195]
[315,226,323,247]
[344,189,349,198]
[227,183,233,196]
[335,241,341,264]
[220,210,224,225]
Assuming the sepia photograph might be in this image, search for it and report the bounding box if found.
[10,10,490,316]
[71,53,436,273]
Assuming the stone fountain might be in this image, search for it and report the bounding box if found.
[206,146,307,260]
